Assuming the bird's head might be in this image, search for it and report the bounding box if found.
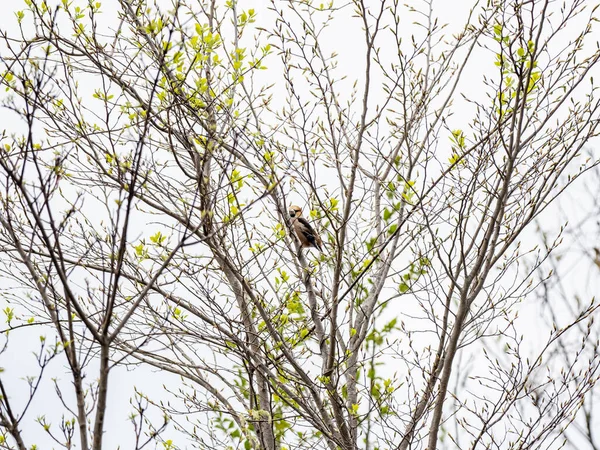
[289,205,302,218]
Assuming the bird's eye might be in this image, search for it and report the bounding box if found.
[289,211,295,217]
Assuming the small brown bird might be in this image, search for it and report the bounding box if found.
[289,205,323,252]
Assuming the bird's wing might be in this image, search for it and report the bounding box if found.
[296,217,322,251]
[296,217,316,235]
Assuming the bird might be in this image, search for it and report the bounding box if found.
[289,205,323,252]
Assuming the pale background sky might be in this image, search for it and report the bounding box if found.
[1,0,599,448]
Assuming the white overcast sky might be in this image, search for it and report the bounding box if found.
[1,0,600,449]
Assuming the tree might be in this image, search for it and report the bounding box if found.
[530,152,600,450]
[1,0,600,449]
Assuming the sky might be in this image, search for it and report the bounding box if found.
[1,0,600,449]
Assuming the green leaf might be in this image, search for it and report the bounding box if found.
[383,318,397,332]
[329,197,339,210]
[367,367,376,379]
[366,237,377,252]
[3,307,14,324]
[149,231,166,245]
[383,208,392,221]
[133,242,145,256]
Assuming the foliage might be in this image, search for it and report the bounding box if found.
[0,0,600,449]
